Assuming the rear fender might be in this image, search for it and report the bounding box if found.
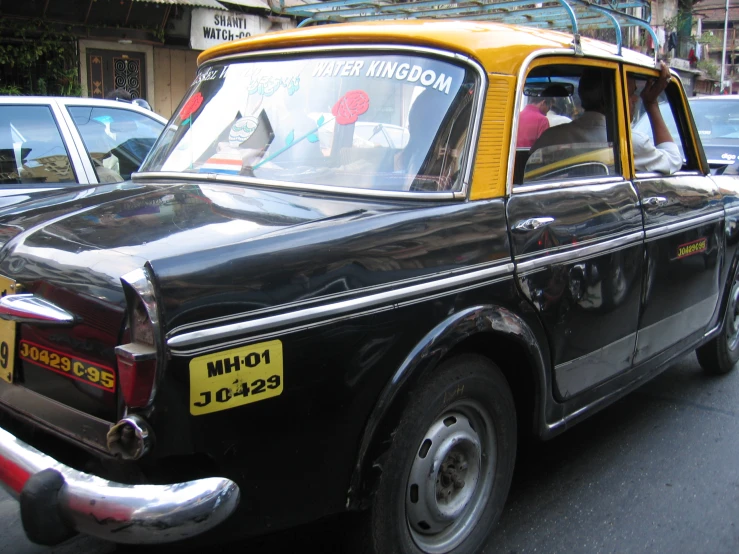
[347,304,549,509]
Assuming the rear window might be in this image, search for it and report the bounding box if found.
[141,53,477,193]
[689,99,739,141]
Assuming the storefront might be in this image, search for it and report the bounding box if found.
[0,0,296,118]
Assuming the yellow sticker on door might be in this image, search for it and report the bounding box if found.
[676,238,707,259]
[189,339,283,415]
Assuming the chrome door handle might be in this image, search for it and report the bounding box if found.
[513,217,554,232]
[642,196,668,208]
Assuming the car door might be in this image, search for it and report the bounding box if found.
[509,58,644,400]
[0,99,92,198]
[626,67,724,364]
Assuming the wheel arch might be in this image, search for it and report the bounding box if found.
[705,228,739,342]
[346,304,550,510]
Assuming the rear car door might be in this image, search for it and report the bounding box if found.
[509,58,644,400]
[627,67,724,363]
[60,101,165,184]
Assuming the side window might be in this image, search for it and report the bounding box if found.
[515,65,620,185]
[628,72,689,174]
[0,105,76,185]
[67,106,164,183]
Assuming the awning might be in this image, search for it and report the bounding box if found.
[136,0,228,10]
[217,0,271,10]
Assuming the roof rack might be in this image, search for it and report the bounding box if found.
[270,0,659,62]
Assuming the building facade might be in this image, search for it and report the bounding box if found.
[0,0,295,118]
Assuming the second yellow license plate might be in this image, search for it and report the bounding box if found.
[189,339,283,416]
[0,275,17,384]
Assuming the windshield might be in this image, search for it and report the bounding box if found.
[689,99,739,143]
[141,53,476,193]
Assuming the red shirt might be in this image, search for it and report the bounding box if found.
[516,104,550,148]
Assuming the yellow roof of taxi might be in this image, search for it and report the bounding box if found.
[198,20,655,75]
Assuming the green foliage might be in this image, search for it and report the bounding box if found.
[697,59,720,80]
[0,19,81,96]
[697,32,721,49]
[0,84,22,95]
[663,9,692,34]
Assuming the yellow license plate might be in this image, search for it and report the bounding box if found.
[189,339,283,416]
[0,275,17,384]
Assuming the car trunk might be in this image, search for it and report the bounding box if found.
[0,181,394,430]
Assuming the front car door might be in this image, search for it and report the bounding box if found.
[626,66,724,364]
[509,58,644,400]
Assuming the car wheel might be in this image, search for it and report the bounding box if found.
[697,269,739,375]
[355,354,516,554]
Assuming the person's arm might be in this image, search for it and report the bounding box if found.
[640,61,673,146]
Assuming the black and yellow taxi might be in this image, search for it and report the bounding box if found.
[0,16,736,554]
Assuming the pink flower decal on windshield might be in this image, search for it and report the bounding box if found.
[332,90,370,125]
[179,92,204,122]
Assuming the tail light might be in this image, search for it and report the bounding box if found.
[116,268,162,409]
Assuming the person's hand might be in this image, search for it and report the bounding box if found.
[641,61,671,107]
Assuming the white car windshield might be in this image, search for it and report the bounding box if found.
[141,53,476,193]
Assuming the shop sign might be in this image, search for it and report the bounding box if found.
[190,8,293,51]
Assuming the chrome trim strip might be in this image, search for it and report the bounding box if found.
[167,262,514,350]
[512,176,625,194]
[635,170,703,180]
[0,295,75,325]
[48,100,95,185]
[516,230,643,274]
[133,171,464,201]
[554,332,636,399]
[507,48,575,197]
[724,205,739,217]
[704,323,721,339]
[707,159,732,166]
[634,294,718,364]
[0,426,240,544]
[136,44,488,202]
[171,272,515,357]
[644,210,724,240]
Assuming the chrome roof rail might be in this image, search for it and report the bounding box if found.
[270,0,659,64]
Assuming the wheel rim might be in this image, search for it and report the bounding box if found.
[726,279,739,352]
[405,400,496,553]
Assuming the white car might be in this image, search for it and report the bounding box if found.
[0,97,166,204]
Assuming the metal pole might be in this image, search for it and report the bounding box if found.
[720,0,729,93]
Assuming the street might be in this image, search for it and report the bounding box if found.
[2,351,738,554]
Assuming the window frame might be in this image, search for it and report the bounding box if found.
[511,57,629,192]
[622,65,708,179]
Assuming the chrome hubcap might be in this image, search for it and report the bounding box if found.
[406,402,495,553]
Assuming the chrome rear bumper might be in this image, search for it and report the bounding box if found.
[0,425,240,544]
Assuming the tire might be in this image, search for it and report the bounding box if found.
[697,269,739,375]
[355,354,517,554]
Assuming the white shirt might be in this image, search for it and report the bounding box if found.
[531,111,682,175]
[632,129,682,174]
[546,110,572,127]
